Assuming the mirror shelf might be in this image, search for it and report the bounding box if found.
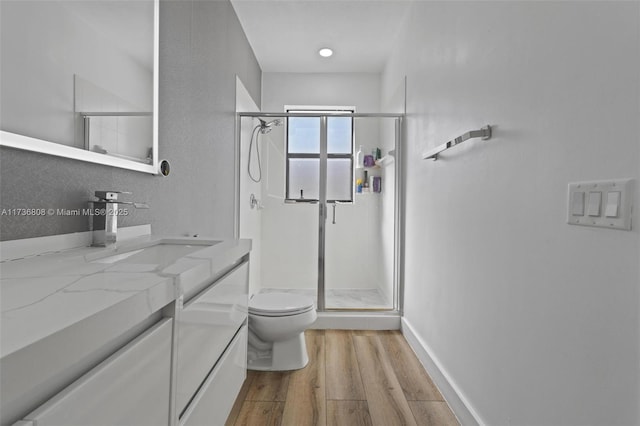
[0,130,157,174]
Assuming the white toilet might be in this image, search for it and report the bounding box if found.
[247,293,317,371]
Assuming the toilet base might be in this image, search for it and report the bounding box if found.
[248,332,309,371]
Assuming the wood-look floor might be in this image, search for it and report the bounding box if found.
[226,330,459,426]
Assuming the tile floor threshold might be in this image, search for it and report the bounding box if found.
[259,288,392,310]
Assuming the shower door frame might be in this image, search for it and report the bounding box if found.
[235,111,405,314]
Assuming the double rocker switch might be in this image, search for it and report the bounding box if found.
[572,190,620,218]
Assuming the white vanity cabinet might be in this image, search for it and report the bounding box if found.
[19,318,173,426]
[177,261,249,419]
[2,236,251,426]
[180,325,248,426]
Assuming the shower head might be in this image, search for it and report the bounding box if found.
[259,118,283,134]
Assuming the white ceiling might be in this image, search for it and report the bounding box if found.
[230,0,413,73]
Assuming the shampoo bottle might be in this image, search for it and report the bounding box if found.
[355,145,363,168]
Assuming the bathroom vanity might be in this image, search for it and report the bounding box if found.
[0,233,250,426]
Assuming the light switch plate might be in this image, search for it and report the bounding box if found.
[567,179,634,230]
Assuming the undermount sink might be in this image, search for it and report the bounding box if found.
[90,239,222,265]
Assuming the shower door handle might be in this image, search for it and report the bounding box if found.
[331,202,347,224]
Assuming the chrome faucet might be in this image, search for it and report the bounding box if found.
[90,191,149,247]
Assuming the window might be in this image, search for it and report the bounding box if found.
[286,108,354,202]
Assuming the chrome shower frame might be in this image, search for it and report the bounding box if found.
[235,111,405,316]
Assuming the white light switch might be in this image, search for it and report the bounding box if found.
[587,192,601,217]
[571,191,585,216]
[567,179,634,230]
[605,191,620,218]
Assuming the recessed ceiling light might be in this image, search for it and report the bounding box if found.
[318,48,333,58]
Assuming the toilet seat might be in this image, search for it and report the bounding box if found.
[249,293,315,317]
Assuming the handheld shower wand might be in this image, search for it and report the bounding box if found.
[249,118,284,182]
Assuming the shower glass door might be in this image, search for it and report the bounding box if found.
[323,116,398,310]
[239,111,401,313]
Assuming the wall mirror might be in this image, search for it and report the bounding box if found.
[0,0,158,174]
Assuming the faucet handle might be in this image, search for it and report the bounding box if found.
[94,191,132,201]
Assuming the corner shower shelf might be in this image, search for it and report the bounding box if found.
[375,155,394,167]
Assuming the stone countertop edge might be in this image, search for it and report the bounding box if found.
[0,236,252,360]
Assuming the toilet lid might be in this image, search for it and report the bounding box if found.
[249,293,315,316]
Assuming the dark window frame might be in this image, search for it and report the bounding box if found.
[285,108,354,203]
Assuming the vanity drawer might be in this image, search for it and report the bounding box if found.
[176,261,248,415]
[180,325,247,426]
[20,318,173,426]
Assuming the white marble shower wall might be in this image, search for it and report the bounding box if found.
[236,77,262,297]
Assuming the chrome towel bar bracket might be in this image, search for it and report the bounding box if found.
[423,125,492,161]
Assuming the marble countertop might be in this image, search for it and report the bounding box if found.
[0,235,251,359]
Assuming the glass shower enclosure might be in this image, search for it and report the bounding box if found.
[236,111,403,313]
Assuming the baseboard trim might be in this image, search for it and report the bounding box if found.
[401,318,483,425]
[311,312,401,330]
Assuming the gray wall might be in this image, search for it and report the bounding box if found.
[0,0,261,241]
[383,1,640,424]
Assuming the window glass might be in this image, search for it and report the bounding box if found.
[288,158,319,200]
[288,117,320,154]
[327,117,352,154]
[286,109,353,202]
[327,158,352,201]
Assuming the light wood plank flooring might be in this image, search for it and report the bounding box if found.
[226,330,459,426]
